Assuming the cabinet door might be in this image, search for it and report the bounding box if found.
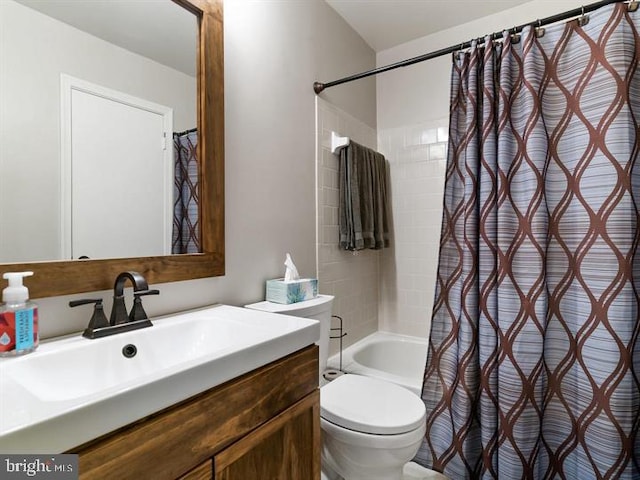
[214,390,320,480]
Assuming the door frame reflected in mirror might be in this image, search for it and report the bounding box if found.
[0,0,225,298]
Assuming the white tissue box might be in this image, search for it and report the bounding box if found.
[266,278,318,304]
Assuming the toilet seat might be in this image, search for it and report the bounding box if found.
[320,374,426,435]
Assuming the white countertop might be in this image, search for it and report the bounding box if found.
[0,304,319,453]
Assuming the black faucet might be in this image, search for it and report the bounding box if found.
[70,271,159,339]
[110,271,159,325]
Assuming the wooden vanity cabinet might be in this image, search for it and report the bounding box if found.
[71,346,320,480]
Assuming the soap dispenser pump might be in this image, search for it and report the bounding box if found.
[0,271,39,356]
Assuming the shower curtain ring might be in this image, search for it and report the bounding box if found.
[511,26,521,44]
[535,18,545,38]
[578,5,589,26]
[453,42,464,61]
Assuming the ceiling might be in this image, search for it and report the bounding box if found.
[325,0,527,52]
[16,0,529,74]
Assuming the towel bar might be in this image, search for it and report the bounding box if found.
[331,131,350,154]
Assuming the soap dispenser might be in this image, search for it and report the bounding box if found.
[0,271,39,356]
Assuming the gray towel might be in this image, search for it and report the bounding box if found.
[338,141,390,251]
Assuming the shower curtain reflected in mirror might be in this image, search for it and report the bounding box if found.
[172,129,200,254]
[419,3,640,478]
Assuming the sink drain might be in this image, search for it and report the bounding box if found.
[122,344,137,358]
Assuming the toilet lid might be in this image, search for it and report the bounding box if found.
[320,374,426,435]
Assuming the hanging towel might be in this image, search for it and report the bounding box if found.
[338,141,390,251]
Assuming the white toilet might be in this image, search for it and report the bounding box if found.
[246,295,427,480]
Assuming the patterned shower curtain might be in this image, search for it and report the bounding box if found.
[172,129,200,254]
[419,3,640,479]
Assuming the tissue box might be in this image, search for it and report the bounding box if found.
[266,278,318,304]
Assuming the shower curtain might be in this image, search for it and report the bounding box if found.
[419,3,640,479]
[172,129,200,254]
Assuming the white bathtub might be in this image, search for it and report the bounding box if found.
[326,331,428,396]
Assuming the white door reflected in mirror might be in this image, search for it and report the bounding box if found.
[63,76,173,260]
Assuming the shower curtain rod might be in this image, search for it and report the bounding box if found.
[313,0,634,94]
[174,127,197,136]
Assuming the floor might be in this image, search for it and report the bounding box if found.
[320,462,449,480]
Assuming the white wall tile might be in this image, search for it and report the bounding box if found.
[437,127,449,143]
[319,103,448,347]
[325,188,339,207]
[378,119,448,340]
[317,98,380,357]
[322,149,338,170]
[421,129,438,145]
[429,143,446,161]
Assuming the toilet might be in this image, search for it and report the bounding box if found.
[246,295,426,480]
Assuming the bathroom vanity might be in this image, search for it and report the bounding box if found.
[0,305,321,479]
[71,346,320,479]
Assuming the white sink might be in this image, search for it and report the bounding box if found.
[0,304,320,453]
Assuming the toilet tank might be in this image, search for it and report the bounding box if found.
[245,295,334,377]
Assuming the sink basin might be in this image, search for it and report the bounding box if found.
[0,304,320,453]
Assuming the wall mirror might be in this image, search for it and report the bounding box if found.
[0,0,224,298]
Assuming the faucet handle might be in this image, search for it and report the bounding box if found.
[70,299,110,338]
[129,289,160,322]
[134,289,160,296]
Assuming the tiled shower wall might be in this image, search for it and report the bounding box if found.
[378,120,448,338]
[316,98,379,356]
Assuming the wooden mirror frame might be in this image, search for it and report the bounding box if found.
[0,0,224,298]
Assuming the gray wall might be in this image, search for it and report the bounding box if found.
[36,0,376,339]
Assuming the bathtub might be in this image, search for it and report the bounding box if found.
[326,331,428,396]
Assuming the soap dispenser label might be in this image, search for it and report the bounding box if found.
[15,308,35,350]
[0,307,38,353]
